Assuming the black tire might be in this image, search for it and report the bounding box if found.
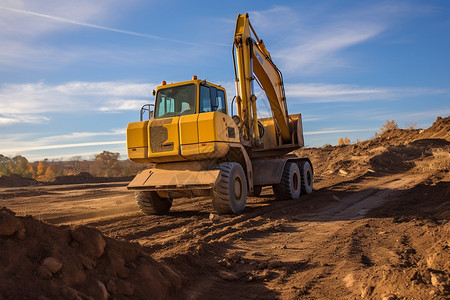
[272,162,301,200]
[212,162,247,214]
[249,185,262,197]
[299,161,313,195]
[136,191,172,215]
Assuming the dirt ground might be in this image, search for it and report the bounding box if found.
[1,116,449,299]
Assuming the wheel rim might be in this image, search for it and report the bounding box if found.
[234,175,243,200]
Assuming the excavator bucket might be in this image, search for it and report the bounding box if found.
[127,168,221,191]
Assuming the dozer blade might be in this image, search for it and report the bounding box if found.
[127,169,221,191]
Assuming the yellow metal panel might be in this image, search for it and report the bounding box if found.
[259,118,278,149]
[198,112,216,142]
[179,114,199,145]
[198,111,240,143]
[181,144,199,157]
[198,142,230,158]
[127,147,149,162]
[127,121,148,149]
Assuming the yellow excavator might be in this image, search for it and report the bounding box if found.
[126,13,313,215]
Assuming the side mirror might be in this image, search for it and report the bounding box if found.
[140,104,154,121]
[152,90,156,96]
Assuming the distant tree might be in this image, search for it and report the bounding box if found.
[380,120,398,132]
[93,151,120,177]
[70,156,84,175]
[37,161,46,177]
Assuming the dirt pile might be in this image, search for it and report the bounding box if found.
[0,207,182,299]
[297,116,450,187]
[294,217,450,299]
[0,174,38,187]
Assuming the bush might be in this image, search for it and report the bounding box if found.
[380,120,398,132]
[338,137,351,146]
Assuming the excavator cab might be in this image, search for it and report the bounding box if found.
[126,78,240,164]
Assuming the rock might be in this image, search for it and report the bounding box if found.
[60,286,82,300]
[339,169,348,176]
[42,257,63,274]
[268,261,282,269]
[381,294,397,300]
[117,280,134,296]
[71,226,106,258]
[218,258,232,268]
[79,254,96,270]
[106,280,117,295]
[218,270,238,281]
[361,286,374,298]
[0,211,23,237]
[430,272,446,286]
[257,261,268,269]
[209,213,221,221]
[273,224,284,232]
[86,280,108,300]
[16,227,26,239]
[37,265,52,280]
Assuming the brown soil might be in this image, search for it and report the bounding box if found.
[1,116,449,299]
[0,174,38,187]
[0,172,134,188]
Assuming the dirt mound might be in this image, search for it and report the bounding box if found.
[0,174,38,187]
[376,116,450,145]
[52,172,133,185]
[296,115,450,187]
[0,207,182,299]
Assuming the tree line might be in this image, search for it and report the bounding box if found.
[0,151,149,182]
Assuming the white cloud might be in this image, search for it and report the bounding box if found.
[275,24,384,73]
[0,129,126,158]
[304,128,378,135]
[0,114,49,125]
[0,81,156,124]
[248,3,429,75]
[0,5,193,44]
[1,80,446,126]
[99,99,150,112]
[285,83,448,103]
[362,109,450,123]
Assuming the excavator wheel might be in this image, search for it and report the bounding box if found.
[136,191,172,215]
[272,162,301,200]
[212,162,247,214]
[249,185,262,197]
[299,161,313,195]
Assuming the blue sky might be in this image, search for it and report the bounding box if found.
[0,0,449,161]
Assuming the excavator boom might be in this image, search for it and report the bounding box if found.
[233,13,291,143]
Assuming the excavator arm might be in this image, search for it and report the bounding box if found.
[233,13,291,144]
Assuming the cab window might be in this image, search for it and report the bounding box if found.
[216,89,226,113]
[200,85,226,114]
[199,85,211,112]
[154,84,196,118]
